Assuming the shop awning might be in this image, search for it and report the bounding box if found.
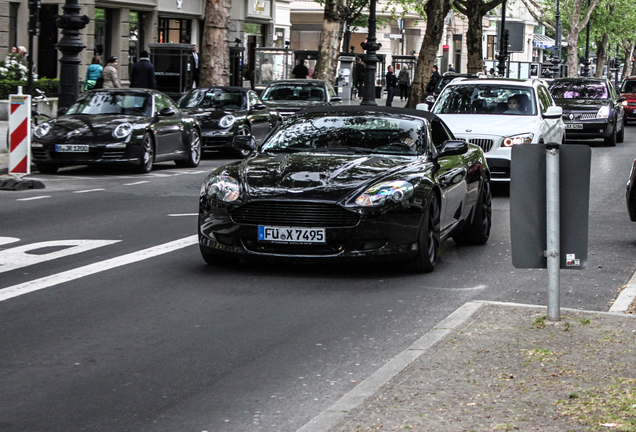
[533,34,568,49]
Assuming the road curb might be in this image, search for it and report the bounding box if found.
[610,268,636,312]
[296,301,484,432]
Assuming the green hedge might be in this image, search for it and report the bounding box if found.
[0,78,60,100]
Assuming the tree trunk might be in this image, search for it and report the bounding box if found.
[406,0,453,108]
[455,0,505,74]
[594,35,608,78]
[623,40,635,77]
[313,0,348,84]
[200,0,231,86]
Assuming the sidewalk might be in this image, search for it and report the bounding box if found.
[300,301,636,432]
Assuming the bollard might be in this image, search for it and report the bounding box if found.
[546,142,560,322]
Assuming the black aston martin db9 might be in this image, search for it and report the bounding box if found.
[31,89,201,174]
[198,106,492,272]
[177,87,279,157]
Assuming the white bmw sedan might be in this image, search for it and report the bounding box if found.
[425,78,564,182]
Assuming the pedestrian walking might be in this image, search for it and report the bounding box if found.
[448,63,456,72]
[84,55,103,91]
[191,45,200,87]
[261,58,273,84]
[130,50,156,89]
[292,59,309,79]
[385,65,399,107]
[397,64,410,101]
[425,65,441,97]
[102,56,121,88]
[354,57,365,99]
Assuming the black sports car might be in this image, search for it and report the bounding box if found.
[260,79,342,118]
[627,159,636,221]
[198,106,492,272]
[31,89,201,174]
[177,87,279,157]
[549,78,626,146]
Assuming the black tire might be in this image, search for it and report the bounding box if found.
[604,127,617,147]
[175,129,201,168]
[409,194,441,273]
[200,245,240,266]
[137,133,154,173]
[35,163,59,174]
[235,124,252,158]
[617,123,625,143]
[453,179,492,245]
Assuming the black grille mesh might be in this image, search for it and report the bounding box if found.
[231,202,360,227]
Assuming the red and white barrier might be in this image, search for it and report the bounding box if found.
[8,93,32,179]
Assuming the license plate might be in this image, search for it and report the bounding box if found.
[565,123,583,130]
[258,226,326,244]
[56,144,89,152]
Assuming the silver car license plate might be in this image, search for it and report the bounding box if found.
[565,124,583,130]
[56,144,89,152]
[258,226,326,244]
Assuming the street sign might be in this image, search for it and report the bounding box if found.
[384,34,403,40]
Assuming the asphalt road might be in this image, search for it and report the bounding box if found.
[1,132,636,432]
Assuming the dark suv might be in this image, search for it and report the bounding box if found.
[549,77,625,146]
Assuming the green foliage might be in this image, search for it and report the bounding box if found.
[0,78,59,100]
[0,55,59,99]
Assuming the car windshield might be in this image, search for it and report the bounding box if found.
[261,114,425,155]
[261,84,326,101]
[435,75,471,92]
[621,80,636,93]
[67,92,151,116]
[433,84,537,116]
[550,82,609,99]
[178,89,246,110]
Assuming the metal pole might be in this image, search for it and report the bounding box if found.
[583,0,591,77]
[360,0,380,106]
[497,0,507,77]
[552,0,562,78]
[546,143,560,322]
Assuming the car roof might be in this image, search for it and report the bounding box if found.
[187,86,249,92]
[296,105,440,122]
[266,79,328,85]
[445,78,542,88]
[551,77,609,83]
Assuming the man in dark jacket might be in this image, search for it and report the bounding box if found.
[130,50,157,89]
[425,65,441,97]
[354,57,365,99]
[385,65,399,107]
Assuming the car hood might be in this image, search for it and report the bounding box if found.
[37,114,146,143]
[263,100,328,111]
[553,99,609,111]
[180,108,238,128]
[236,152,421,201]
[436,114,543,137]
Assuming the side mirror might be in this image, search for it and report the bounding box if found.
[158,107,176,117]
[232,135,257,153]
[437,140,468,158]
[252,103,266,110]
[57,107,69,116]
[617,97,627,103]
[543,105,563,119]
[416,103,430,112]
[331,96,342,103]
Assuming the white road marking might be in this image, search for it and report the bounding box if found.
[0,240,121,273]
[0,237,20,247]
[148,173,171,177]
[428,285,487,291]
[16,196,51,201]
[123,181,150,186]
[168,214,198,217]
[0,235,198,302]
[73,189,105,194]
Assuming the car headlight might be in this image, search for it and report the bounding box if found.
[33,122,52,138]
[219,115,236,128]
[502,133,534,147]
[355,180,414,207]
[201,175,240,202]
[113,122,133,139]
[596,106,610,119]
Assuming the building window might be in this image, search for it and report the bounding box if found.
[487,35,496,60]
[158,18,191,44]
[129,12,146,75]
[9,3,19,49]
[94,8,111,60]
[273,27,285,48]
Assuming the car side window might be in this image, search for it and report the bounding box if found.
[248,91,260,108]
[537,86,552,114]
[326,84,336,100]
[154,94,169,113]
[431,119,452,151]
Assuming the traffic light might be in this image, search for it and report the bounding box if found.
[502,29,510,50]
[28,0,40,36]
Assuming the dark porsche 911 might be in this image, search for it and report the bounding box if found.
[198,106,492,272]
[31,89,201,174]
[260,79,342,118]
[549,77,626,146]
[177,87,279,157]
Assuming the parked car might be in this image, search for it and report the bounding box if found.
[422,72,476,108]
[31,89,201,174]
[421,78,564,183]
[177,87,279,157]
[198,106,492,273]
[260,79,342,118]
[619,76,636,126]
[627,158,636,221]
[549,77,625,146]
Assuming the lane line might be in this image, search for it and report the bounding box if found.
[16,196,51,201]
[0,235,198,302]
[73,189,105,194]
[123,181,150,186]
[168,213,198,217]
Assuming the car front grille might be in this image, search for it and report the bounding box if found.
[231,202,360,227]
[31,148,46,159]
[564,112,597,121]
[103,149,126,159]
[468,138,494,152]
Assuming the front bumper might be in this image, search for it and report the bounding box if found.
[201,131,234,150]
[31,142,141,166]
[198,202,423,263]
[562,117,613,139]
[623,105,636,121]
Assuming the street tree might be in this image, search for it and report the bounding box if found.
[520,0,602,77]
[453,0,506,74]
[200,0,231,86]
